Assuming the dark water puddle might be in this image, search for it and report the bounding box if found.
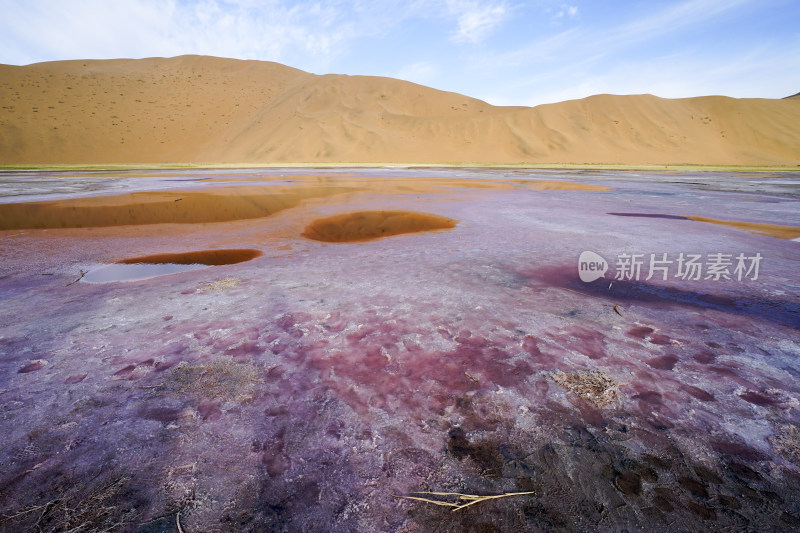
[608,212,690,220]
[519,265,800,329]
[302,210,457,242]
[82,249,261,283]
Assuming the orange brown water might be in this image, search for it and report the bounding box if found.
[117,249,262,266]
[687,216,800,240]
[0,176,605,232]
[301,211,458,242]
[0,185,355,230]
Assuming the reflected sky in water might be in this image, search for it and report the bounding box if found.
[82,262,210,283]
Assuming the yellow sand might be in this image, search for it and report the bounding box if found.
[2,55,799,166]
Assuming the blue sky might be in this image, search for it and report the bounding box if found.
[2,0,798,105]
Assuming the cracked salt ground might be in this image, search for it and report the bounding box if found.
[0,168,799,532]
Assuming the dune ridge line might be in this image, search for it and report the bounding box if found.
[1,55,799,167]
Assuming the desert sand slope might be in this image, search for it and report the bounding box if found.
[1,55,799,166]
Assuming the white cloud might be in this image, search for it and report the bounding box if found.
[553,4,579,19]
[0,0,363,69]
[503,39,800,107]
[395,61,440,85]
[446,1,508,44]
[600,0,756,49]
[464,0,775,103]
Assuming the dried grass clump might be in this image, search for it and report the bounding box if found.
[550,370,620,405]
[197,277,240,292]
[167,357,263,401]
[771,424,800,465]
[0,475,136,532]
[393,491,534,512]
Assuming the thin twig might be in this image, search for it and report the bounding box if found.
[563,287,623,315]
[0,500,57,523]
[66,270,88,286]
[176,511,184,533]
[394,491,535,512]
[450,492,534,511]
[391,495,459,508]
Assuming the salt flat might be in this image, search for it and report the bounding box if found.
[0,168,798,531]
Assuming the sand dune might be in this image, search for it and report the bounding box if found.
[1,55,798,166]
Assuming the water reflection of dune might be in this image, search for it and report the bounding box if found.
[302,210,457,242]
[0,176,606,230]
[0,185,354,229]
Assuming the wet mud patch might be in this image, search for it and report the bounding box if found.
[17,359,47,373]
[681,384,716,402]
[627,325,655,339]
[647,354,679,370]
[739,390,783,407]
[447,427,505,476]
[400,419,800,532]
[301,210,457,242]
[64,372,88,384]
[525,265,800,328]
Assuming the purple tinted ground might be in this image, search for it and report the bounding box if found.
[0,169,799,532]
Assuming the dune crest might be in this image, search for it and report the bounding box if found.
[1,55,798,166]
